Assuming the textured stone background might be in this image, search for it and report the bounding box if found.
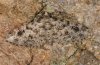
[0,0,100,65]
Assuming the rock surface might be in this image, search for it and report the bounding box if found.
[0,0,100,65]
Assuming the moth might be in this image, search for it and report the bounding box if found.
[6,9,89,48]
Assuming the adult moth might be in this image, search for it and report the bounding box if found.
[6,9,89,48]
